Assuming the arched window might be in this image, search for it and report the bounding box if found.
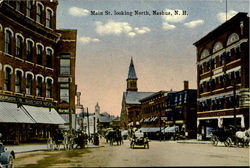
[201,49,209,59]
[26,73,33,95]
[227,33,239,46]
[46,48,53,68]
[27,0,33,18]
[212,42,223,53]
[26,39,34,62]
[36,44,43,65]
[4,67,12,91]
[15,70,22,93]
[36,2,44,24]
[16,0,23,13]
[5,30,12,54]
[46,78,53,98]
[46,8,53,28]
[36,75,43,97]
[16,35,23,58]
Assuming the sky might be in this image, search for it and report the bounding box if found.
[56,0,249,116]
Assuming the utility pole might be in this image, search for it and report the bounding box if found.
[87,107,90,137]
[69,78,72,134]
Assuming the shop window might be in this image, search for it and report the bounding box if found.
[27,0,33,18]
[5,30,12,55]
[4,67,11,91]
[46,78,52,98]
[46,8,52,28]
[26,40,33,62]
[15,71,22,93]
[37,3,43,24]
[46,48,52,68]
[36,76,43,97]
[26,74,33,95]
[36,45,43,65]
[16,36,22,58]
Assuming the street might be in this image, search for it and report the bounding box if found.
[14,138,249,167]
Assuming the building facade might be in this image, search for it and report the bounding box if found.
[194,13,249,140]
[0,0,76,144]
[120,58,154,130]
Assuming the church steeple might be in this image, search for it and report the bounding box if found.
[126,57,138,91]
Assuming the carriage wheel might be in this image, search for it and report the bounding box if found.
[211,135,219,146]
[224,137,233,147]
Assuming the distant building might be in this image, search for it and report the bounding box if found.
[120,58,154,129]
[0,0,76,143]
[194,12,249,140]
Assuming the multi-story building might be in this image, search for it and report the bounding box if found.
[120,58,154,129]
[165,81,197,138]
[194,12,249,140]
[0,0,76,144]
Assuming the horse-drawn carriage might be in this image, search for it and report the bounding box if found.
[130,131,149,149]
[47,130,87,151]
[105,129,123,146]
[211,126,249,147]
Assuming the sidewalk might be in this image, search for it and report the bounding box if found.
[5,143,99,153]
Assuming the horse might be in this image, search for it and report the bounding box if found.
[235,129,250,147]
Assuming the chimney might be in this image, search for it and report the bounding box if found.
[184,81,189,90]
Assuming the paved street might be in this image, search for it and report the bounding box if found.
[13,138,249,167]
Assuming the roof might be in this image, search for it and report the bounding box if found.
[124,91,155,104]
[140,90,168,102]
[99,116,112,123]
[127,57,137,80]
[193,12,248,46]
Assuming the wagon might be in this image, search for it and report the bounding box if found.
[0,133,15,168]
[210,127,236,147]
[130,131,149,149]
[47,131,74,151]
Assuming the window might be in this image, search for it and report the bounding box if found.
[206,61,210,72]
[37,3,43,24]
[46,9,52,28]
[226,51,231,63]
[225,74,231,87]
[227,33,239,46]
[36,76,43,97]
[5,30,12,54]
[16,0,23,12]
[207,81,210,92]
[235,70,241,84]
[226,95,234,108]
[235,45,241,59]
[4,67,11,91]
[46,78,52,98]
[16,36,22,58]
[36,45,43,65]
[211,58,216,69]
[213,42,223,53]
[46,48,52,68]
[15,71,22,93]
[60,89,69,103]
[219,75,224,88]
[60,58,70,75]
[27,0,33,18]
[200,83,204,93]
[26,74,33,95]
[211,79,216,90]
[201,49,209,59]
[220,53,224,66]
[199,64,203,74]
[27,40,33,62]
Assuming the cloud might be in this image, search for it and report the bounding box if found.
[95,20,133,36]
[128,32,136,37]
[79,36,100,44]
[69,7,89,17]
[217,10,237,23]
[184,19,204,28]
[134,27,151,34]
[162,22,176,30]
[162,9,188,23]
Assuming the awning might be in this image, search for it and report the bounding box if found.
[0,102,35,123]
[138,127,161,133]
[22,105,66,125]
[163,126,179,133]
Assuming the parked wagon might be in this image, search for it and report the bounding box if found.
[47,131,74,151]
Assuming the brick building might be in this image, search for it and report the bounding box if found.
[0,0,76,144]
[194,12,249,140]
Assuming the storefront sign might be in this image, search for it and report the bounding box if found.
[198,111,227,118]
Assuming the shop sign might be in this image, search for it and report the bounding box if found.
[198,111,227,117]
